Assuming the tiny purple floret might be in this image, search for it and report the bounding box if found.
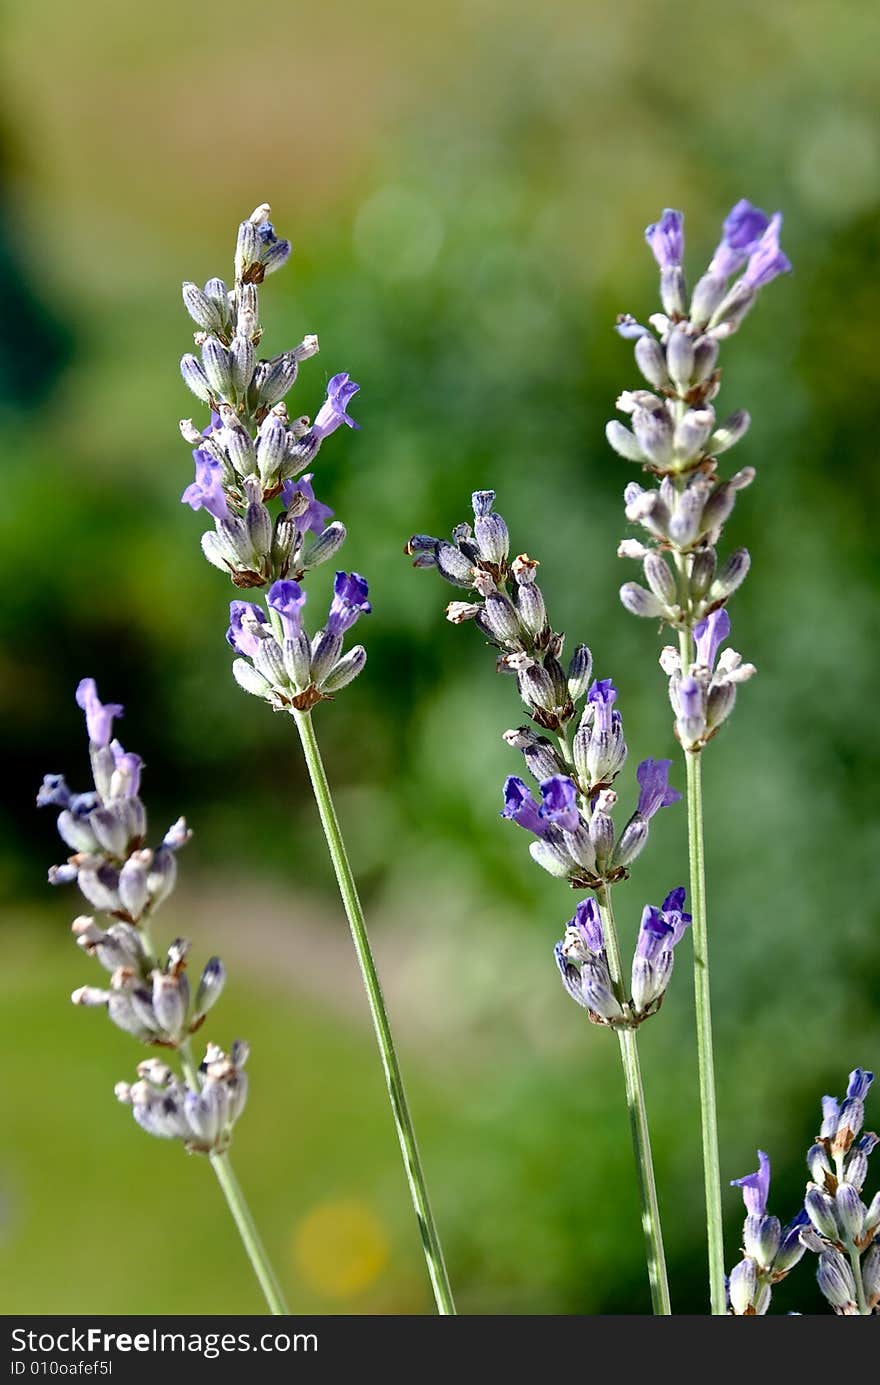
[312,373,360,441]
[708,199,771,279]
[267,580,307,641]
[75,679,123,748]
[539,775,581,834]
[693,609,731,671]
[280,473,334,535]
[644,210,684,269]
[181,452,231,525]
[636,758,681,818]
[226,601,268,658]
[742,213,791,290]
[568,898,604,955]
[326,571,371,635]
[731,1150,771,1217]
[501,776,548,838]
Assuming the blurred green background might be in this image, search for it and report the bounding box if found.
[1,0,878,1315]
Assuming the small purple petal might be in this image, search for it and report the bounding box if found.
[731,1150,771,1217]
[539,775,581,834]
[37,773,71,809]
[587,678,618,734]
[280,473,334,536]
[311,372,361,442]
[742,213,791,289]
[267,579,307,641]
[569,898,604,955]
[226,601,268,658]
[326,570,371,636]
[110,741,143,798]
[645,210,684,269]
[693,609,731,671]
[636,758,681,819]
[708,199,771,278]
[635,905,675,961]
[181,451,231,524]
[501,776,548,838]
[846,1068,874,1102]
[75,679,124,748]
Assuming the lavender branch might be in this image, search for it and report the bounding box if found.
[176,204,454,1312]
[608,200,790,1312]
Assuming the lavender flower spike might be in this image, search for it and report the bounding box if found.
[75,679,123,748]
[645,209,684,269]
[311,372,360,441]
[636,758,681,818]
[731,1150,772,1216]
[326,571,371,635]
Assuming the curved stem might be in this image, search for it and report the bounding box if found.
[675,627,726,1316]
[179,1045,289,1315]
[595,886,671,1315]
[292,708,456,1315]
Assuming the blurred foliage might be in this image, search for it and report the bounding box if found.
[1,0,879,1315]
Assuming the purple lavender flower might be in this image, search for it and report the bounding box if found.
[742,214,791,289]
[312,373,360,441]
[568,897,605,954]
[635,892,691,960]
[501,776,549,837]
[110,741,143,798]
[76,679,123,748]
[635,758,681,818]
[181,452,231,524]
[226,601,268,657]
[280,474,334,535]
[693,608,731,671]
[588,678,618,734]
[846,1068,874,1101]
[37,773,71,808]
[267,580,307,640]
[644,210,684,269]
[731,1150,771,1216]
[708,200,771,279]
[538,775,581,833]
[326,571,371,635]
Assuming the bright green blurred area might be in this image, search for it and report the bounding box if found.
[2,0,879,1315]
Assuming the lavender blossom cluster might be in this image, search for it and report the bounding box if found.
[727,1070,879,1315]
[179,204,369,712]
[407,490,689,1027]
[610,201,790,746]
[38,681,247,1155]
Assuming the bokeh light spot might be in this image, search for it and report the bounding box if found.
[293,1199,389,1298]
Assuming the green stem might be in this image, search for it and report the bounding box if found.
[292,708,456,1315]
[677,623,726,1315]
[179,1045,289,1315]
[595,886,671,1315]
[849,1248,869,1315]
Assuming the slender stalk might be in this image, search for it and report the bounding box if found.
[674,623,726,1315]
[849,1248,869,1316]
[292,707,456,1315]
[595,886,671,1315]
[179,1045,289,1316]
